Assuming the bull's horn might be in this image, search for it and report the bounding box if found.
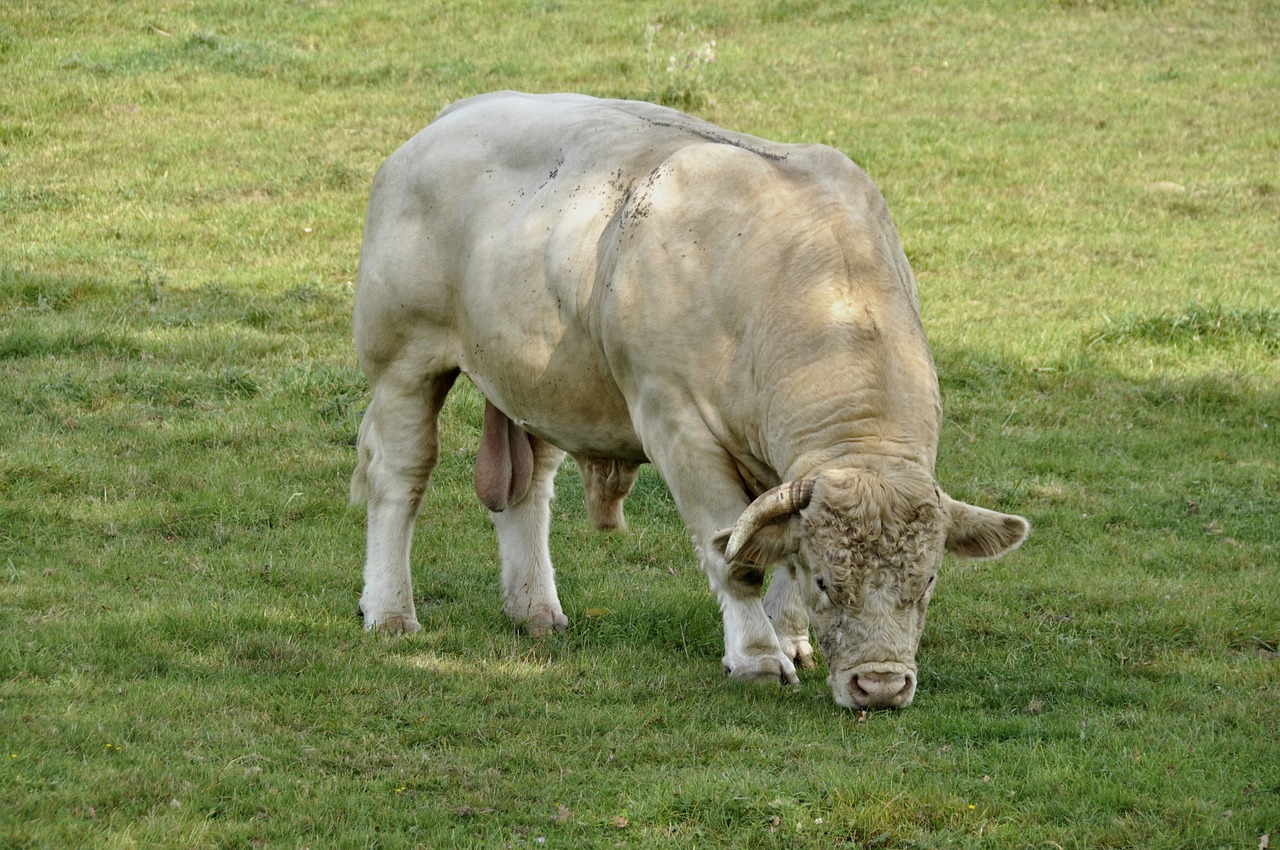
[724,479,816,563]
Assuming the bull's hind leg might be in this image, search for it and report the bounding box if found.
[478,405,569,635]
[351,369,458,633]
[573,455,640,531]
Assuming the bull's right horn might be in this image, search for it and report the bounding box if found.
[724,479,816,563]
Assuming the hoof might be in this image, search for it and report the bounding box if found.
[522,610,569,637]
[508,605,568,636]
[365,613,421,635]
[723,652,800,688]
[778,635,815,669]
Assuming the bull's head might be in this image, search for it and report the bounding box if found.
[720,462,1028,709]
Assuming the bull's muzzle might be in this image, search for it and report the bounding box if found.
[837,663,917,709]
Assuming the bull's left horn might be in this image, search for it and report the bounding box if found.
[724,479,816,563]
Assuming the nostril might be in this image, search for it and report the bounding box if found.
[851,671,914,707]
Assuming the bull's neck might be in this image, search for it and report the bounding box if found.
[752,286,942,482]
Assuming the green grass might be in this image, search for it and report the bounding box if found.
[1088,302,1280,351]
[2,0,1277,847]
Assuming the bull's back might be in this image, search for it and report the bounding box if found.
[355,92,893,460]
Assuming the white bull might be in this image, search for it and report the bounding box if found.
[350,91,1029,708]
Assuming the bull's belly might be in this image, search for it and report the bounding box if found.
[460,339,646,461]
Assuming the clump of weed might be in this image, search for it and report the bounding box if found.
[180,30,305,78]
[283,281,324,303]
[213,369,260,399]
[135,268,168,304]
[0,326,140,360]
[643,21,717,109]
[1087,302,1280,351]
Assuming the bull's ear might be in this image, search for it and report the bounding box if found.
[944,497,1030,559]
[712,522,801,566]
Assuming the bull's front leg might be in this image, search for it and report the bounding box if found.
[695,535,801,687]
[763,563,815,669]
[641,418,798,686]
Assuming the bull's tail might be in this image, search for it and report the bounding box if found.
[349,412,375,505]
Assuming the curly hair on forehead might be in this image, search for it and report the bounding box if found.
[808,465,945,605]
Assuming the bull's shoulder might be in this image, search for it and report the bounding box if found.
[630,138,891,247]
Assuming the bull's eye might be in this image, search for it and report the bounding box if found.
[910,574,937,604]
[815,576,828,596]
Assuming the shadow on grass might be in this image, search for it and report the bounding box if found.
[488,341,1276,689]
[349,339,1278,722]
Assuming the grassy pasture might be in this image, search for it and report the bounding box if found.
[1,1,1277,847]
